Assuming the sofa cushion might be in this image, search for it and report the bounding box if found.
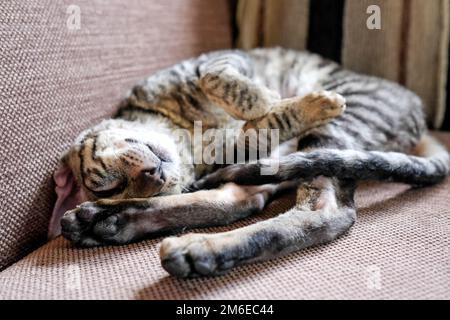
[0,0,232,270]
[1,133,449,300]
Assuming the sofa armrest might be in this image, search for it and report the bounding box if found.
[0,0,232,270]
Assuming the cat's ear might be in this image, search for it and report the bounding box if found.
[48,153,88,239]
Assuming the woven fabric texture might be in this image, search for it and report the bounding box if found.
[342,0,449,128]
[1,133,449,300]
[0,0,232,270]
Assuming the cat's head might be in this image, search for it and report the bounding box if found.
[49,119,181,238]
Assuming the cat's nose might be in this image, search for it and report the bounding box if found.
[138,166,164,188]
[141,166,161,180]
[142,167,158,177]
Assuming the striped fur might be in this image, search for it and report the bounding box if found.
[60,48,450,278]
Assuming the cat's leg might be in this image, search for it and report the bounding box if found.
[60,182,294,247]
[241,91,346,144]
[198,52,281,120]
[160,177,356,278]
[199,53,346,141]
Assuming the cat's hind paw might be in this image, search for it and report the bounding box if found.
[300,90,346,121]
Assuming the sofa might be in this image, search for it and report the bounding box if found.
[1,0,449,300]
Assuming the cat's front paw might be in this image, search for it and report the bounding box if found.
[61,200,136,247]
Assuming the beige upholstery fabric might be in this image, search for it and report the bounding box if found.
[236,0,263,49]
[1,133,449,300]
[342,0,449,128]
[236,0,310,50]
[263,0,310,50]
[342,0,404,82]
[0,0,231,270]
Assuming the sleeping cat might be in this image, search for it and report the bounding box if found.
[55,48,450,278]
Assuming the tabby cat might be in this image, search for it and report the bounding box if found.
[54,48,450,278]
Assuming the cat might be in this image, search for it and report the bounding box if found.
[54,47,449,278]
[52,48,345,244]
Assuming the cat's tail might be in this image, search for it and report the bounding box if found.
[192,134,450,189]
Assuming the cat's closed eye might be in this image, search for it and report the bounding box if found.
[90,179,128,198]
[146,143,172,162]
